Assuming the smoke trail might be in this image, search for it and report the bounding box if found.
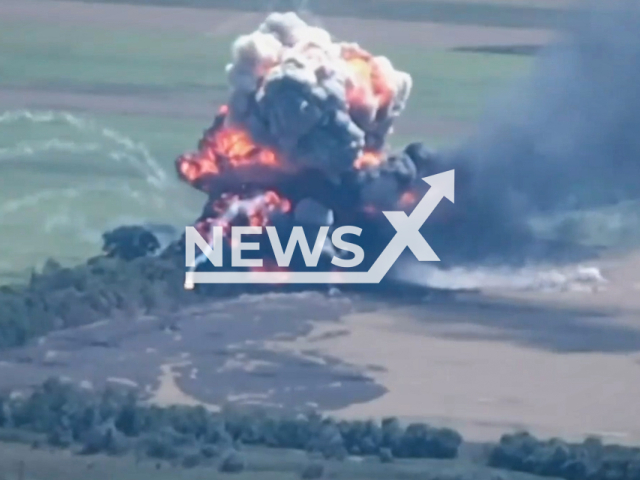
[393,258,606,293]
[0,139,101,159]
[0,184,162,220]
[422,0,640,265]
[0,109,168,188]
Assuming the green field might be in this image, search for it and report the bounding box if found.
[0,20,532,119]
[0,440,543,480]
[0,14,533,282]
[0,110,206,282]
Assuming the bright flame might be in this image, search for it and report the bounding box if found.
[177,14,411,189]
[399,190,418,208]
[342,44,394,116]
[354,150,384,169]
[177,110,280,189]
[194,190,291,243]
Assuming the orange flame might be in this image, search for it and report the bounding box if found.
[177,110,280,189]
[247,191,292,227]
[177,41,397,191]
[399,190,418,208]
[354,150,384,169]
[177,42,400,243]
[195,190,291,243]
[342,44,394,114]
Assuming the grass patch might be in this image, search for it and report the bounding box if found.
[0,110,207,280]
[0,20,233,87]
[0,19,532,121]
[384,48,532,120]
[0,441,543,480]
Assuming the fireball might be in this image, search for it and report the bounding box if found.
[176,12,427,279]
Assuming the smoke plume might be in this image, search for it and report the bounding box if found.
[174,3,640,284]
[176,12,430,277]
[224,12,412,175]
[424,0,640,265]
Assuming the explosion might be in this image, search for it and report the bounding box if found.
[176,12,439,280]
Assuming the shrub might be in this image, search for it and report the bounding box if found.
[378,447,394,463]
[0,377,464,463]
[139,431,181,460]
[181,453,202,469]
[488,431,640,480]
[301,462,324,479]
[218,450,245,473]
[47,427,73,448]
[201,444,219,458]
[0,227,195,352]
[397,423,462,459]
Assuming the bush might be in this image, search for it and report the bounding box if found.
[378,447,394,463]
[138,431,182,460]
[181,453,202,469]
[488,431,640,480]
[218,450,245,473]
[80,423,129,456]
[102,226,160,261]
[301,462,324,479]
[0,227,197,352]
[201,444,219,458]
[0,377,464,463]
[395,423,462,459]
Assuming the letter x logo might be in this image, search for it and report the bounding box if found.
[366,170,455,281]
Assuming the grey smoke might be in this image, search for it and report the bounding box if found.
[254,70,364,174]
[426,0,640,265]
[224,12,412,177]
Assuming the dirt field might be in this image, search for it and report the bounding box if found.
[2,273,640,445]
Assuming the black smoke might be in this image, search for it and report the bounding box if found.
[411,0,640,266]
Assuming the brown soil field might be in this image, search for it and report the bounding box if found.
[2,264,640,445]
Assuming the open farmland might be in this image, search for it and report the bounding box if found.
[3,0,640,472]
[0,0,543,279]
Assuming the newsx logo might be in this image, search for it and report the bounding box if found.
[186,224,364,270]
[184,170,454,285]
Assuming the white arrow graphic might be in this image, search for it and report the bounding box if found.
[366,169,455,282]
[186,170,454,284]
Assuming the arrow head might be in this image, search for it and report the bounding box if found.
[422,170,455,203]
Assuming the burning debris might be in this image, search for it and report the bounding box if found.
[176,12,440,278]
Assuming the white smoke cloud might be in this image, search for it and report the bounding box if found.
[224,12,412,174]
